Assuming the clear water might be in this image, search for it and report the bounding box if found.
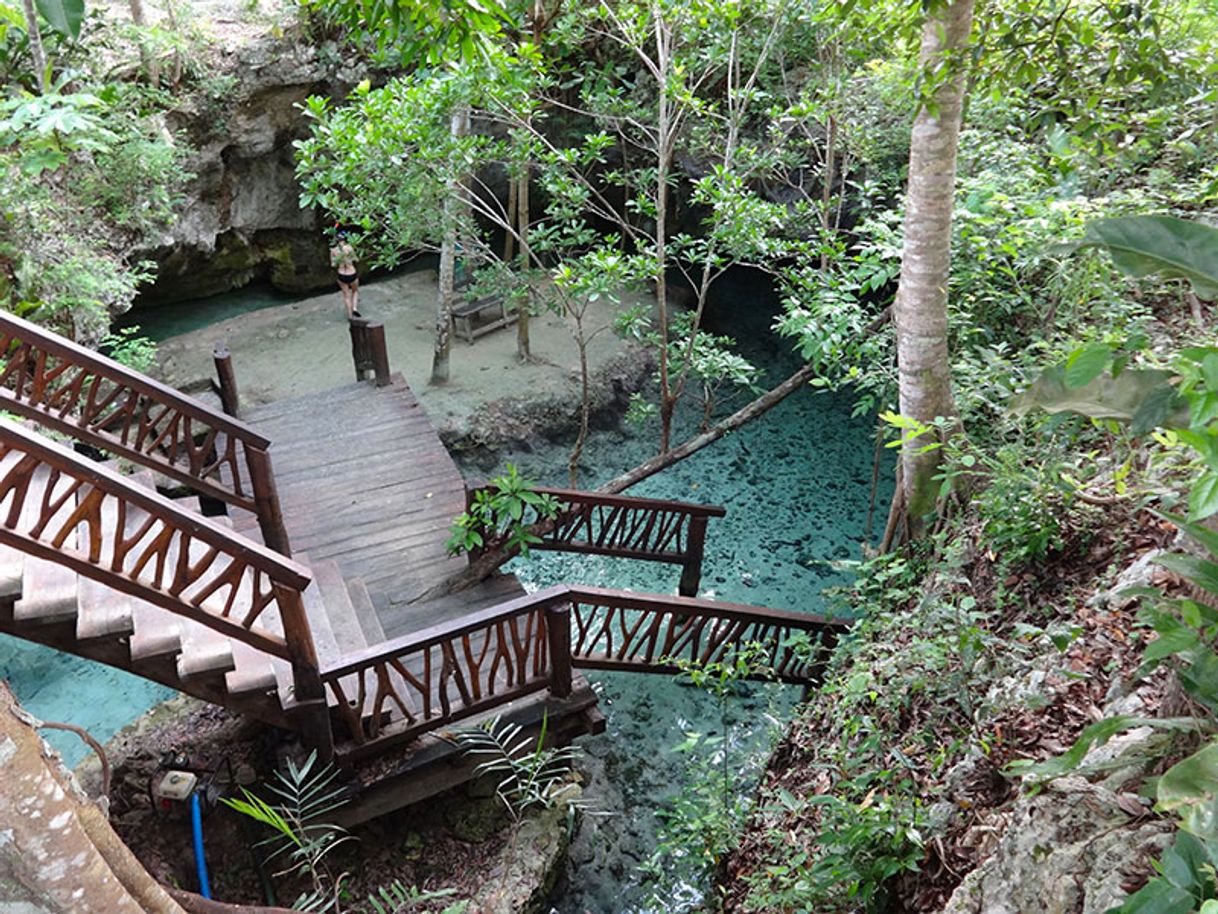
[0,638,176,766]
[457,269,889,912]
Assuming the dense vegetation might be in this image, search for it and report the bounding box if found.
[6,0,1218,910]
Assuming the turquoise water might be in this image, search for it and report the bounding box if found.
[458,269,888,912]
[0,639,175,766]
[117,283,297,340]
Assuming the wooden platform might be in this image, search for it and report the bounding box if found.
[235,373,526,642]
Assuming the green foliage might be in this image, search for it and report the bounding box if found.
[445,463,559,556]
[222,751,355,912]
[0,81,187,337]
[366,882,469,914]
[34,0,82,39]
[452,714,580,821]
[100,326,156,373]
[1066,216,1218,299]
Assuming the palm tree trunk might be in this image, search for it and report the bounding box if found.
[892,0,975,536]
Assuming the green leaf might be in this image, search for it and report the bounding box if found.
[1158,742,1218,821]
[1190,471,1218,522]
[1156,552,1218,596]
[1112,877,1195,914]
[1011,365,1180,424]
[34,0,83,38]
[1069,215,1218,300]
[1065,345,1112,388]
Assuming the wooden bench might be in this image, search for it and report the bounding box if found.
[452,294,518,344]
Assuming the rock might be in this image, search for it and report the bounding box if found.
[466,788,581,914]
[940,723,1175,914]
[137,34,369,304]
[444,794,508,843]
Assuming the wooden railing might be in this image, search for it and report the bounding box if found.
[566,586,843,683]
[322,589,567,757]
[320,584,845,753]
[0,420,333,759]
[0,312,292,555]
[468,484,727,596]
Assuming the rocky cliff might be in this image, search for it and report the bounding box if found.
[141,34,365,304]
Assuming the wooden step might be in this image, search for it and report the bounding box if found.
[75,462,137,641]
[124,470,183,664]
[13,468,79,625]
[174,501,238,683]
[347,577,385,646]
[313,560,366,656]
[226,639,279,698]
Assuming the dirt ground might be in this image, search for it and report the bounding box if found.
[79,696,573,913]
[155,269,647,437]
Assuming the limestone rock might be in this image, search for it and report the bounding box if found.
[940,726,1174,914]
[139,35,368,303]
[466,790,580,914]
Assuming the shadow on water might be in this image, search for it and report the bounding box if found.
[459,267,891,913]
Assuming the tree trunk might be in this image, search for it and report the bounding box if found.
[0,682,188,914]
[20,0,48,94]
[128,0,161,85]
[891,0,975,537]
[432,104,470,385]
[515,168,532,362]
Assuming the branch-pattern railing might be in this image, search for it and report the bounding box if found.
[321,590,565,757]
[320,584,846,753]
[0,420,333,758]
[566,586,844,684]
[469,484,727,596]
[0,311,291,554]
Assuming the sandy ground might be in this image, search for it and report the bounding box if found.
[156,269,645,432]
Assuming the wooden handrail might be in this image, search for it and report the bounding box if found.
[533,487,727,518]
[529,488,725,595]
[323,585,570,679]
[0,419,311,657]
[0,312,292,555]
[318,582,846,750]
[0,312,269,445]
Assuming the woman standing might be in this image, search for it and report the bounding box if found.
[330,230,360,319]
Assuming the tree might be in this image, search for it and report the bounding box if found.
[889,0,975,538]
[0,682,189,913]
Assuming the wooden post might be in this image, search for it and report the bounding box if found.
[367,321,391,387]
[679,515,708,597]
[247,446,292,557]
[545,600,572,699]
[348,317,371,382]
[275,586,335,763]
[212,344,239,417]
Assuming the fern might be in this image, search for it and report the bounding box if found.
[221,751,355,912]
[453,714,581,820]
[367,881,469,914]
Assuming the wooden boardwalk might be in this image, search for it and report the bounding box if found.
[230,373,526,637]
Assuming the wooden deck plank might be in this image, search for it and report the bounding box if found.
[242,373,506,650]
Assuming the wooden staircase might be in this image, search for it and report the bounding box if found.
[0,309,847,783]
[0,445,381,734]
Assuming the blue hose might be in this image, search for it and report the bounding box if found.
[190,791,212,899]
